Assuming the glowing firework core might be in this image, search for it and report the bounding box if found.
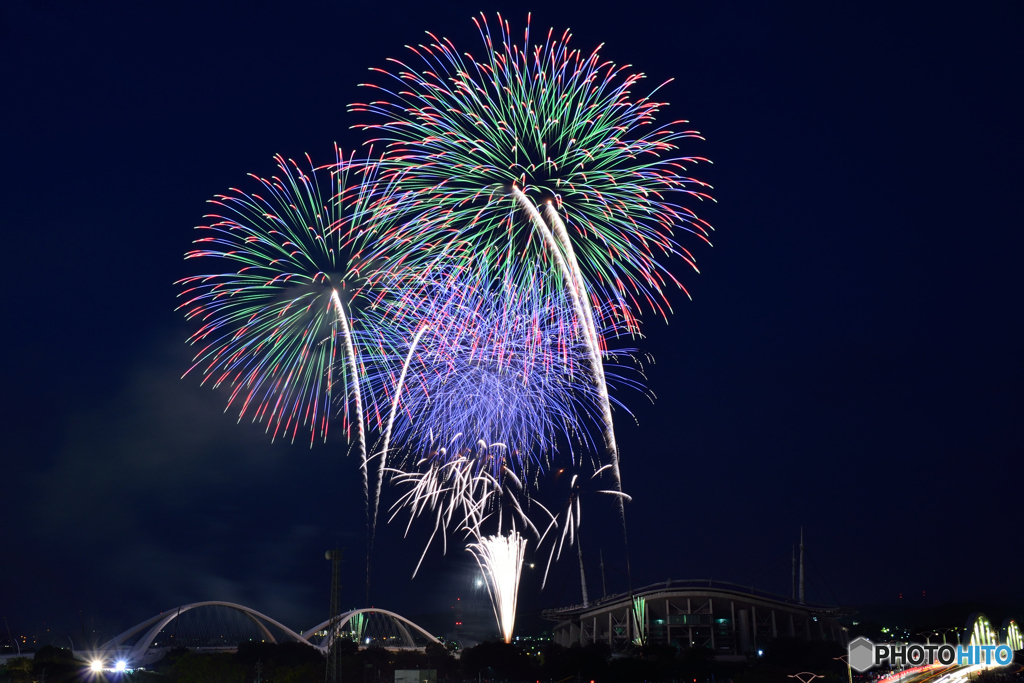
[468,532,527,644]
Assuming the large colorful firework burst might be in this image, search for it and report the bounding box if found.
[175,148,421,507]
[352,14,713,518]
[362,263,639,478]
[358,260,642,550]
[351,12,714,333]
[177,13,714,636]
[374,262,643,647]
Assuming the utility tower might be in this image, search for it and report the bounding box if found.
[326,548,343,683]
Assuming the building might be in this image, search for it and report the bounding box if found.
[543,579,849,658]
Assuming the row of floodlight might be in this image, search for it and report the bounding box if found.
[89,658,131,674]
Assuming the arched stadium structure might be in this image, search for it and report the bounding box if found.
[544,588,1024,660]
[543,580,852,658]
[91,602,440,668]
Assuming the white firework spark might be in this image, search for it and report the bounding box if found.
[467,531,527,644]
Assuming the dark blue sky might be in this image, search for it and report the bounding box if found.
[2,0,1022,644]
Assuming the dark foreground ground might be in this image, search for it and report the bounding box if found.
[0,638,942,683]
[6,636,1023,683]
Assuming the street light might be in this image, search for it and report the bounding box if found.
[917,627,957,645]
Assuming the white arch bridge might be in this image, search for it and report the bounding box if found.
[93,602,440,668]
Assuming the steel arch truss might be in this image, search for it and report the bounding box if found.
[99,601,315,667]
[304,608,440,651]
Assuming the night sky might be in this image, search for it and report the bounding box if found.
[3,0,1022,643]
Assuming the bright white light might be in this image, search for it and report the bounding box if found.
[467,531,526,644]
[115,660,127,672]
[365,637,370,644]
[757,650,763,656]
[90,660,103,672]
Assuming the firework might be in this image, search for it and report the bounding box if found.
[387,439,634,639]
[352,13,713,510]
[388,456,543,642]
[387,456,505,574]
[175,149,415,511]
[536,464,632,589]
[351,12,713,332]
[379,279,639,639]
[468,532,527,644]
[178,13,714,616]
[387,454,536,643]
[360,261,626,575]
[362,263,631,480]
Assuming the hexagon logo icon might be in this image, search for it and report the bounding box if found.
[848,636,876,672]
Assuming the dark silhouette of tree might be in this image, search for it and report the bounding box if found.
[460,641,534,681]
